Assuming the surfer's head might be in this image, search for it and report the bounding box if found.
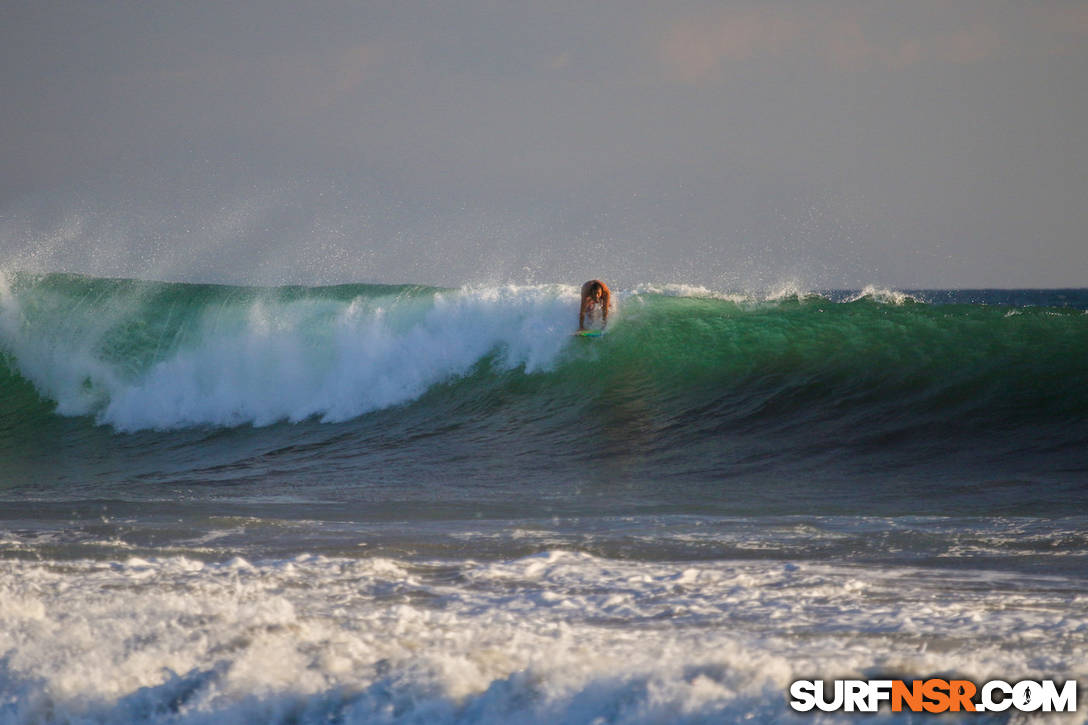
[581,280,606,301]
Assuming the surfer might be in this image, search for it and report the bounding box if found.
[579,279,611,330]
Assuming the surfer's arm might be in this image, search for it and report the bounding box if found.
[578,299,588,330]
[601,292,610,325]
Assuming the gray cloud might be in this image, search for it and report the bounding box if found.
[2,0,1086,288]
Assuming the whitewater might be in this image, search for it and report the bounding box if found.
[1,273,1087,723]
[0,274,579,430]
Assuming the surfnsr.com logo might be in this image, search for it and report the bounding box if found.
[789,679,1077,713]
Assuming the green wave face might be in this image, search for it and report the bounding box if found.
[606,293,1088,411]
[1,273,1086,438]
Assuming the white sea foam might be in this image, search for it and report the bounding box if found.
[629,283,748,302]
[0,552,1084,724]
[764,280,816,302]
[0,281,579,431]
[843,285,921,305]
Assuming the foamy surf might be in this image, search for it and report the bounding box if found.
[1,547,1084,725]
[0,276,580,430]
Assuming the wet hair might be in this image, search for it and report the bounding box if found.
[582,280,604,297]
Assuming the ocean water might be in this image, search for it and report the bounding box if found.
[1,273,1086,724]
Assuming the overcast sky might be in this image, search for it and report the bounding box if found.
[2,1,1086,288]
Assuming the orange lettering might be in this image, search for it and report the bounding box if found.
[923,679,951,713]
[949,680,977,712]
[892,680,923,712]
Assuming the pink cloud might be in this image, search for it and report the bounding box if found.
[660,8,805,83]
[659,6,1004,82]
[932,23,1001,65]
[1038,4,1088,36]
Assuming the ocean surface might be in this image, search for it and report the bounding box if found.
[1,273,1086,723]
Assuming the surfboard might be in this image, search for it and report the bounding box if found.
[573,329,604,338]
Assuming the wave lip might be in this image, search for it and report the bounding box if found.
[842,284,922,305]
